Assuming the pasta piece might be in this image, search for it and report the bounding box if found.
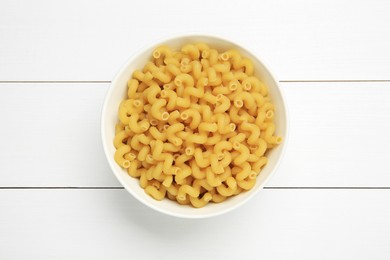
[163,143,181,152]
[145,154,155,165]
[191,161,206,179]
[166,123,185,146]
[234,92,256,115]
[252,156,268,173]
[127,79,139,98]
[137,145,150,161]
[167,110,181,125]
[217,177,237,197]
[198,122,218,133]
[210,154,224,174]
[152,140,164,161]
[144,62,171,83]
[212,85,230,95]
[187,133,207,144]
[240,121,261,145]
[237,177,256,190]
[149,126,167,141]
[175,154,192,166]
[195,42,210,52]
[194,148,211,168]
[153,45,172,59]
[162,175,173,188]
[162,153,174,174]
[206,167,222,187]
[262,122,283,145]
[204,133,222,146]
[127,159,141,178]
[193,178,213,191]
[232,142,250,166]
[150,99,169,121]
[210,189,227,203]
[152,162,164,179]
[214,141,233,157]
[174,73,194,88]
[181,44,200,60]
[128,114,150,133]
[166,63,181,76]
[114,145,131,169]
[145,185,166,201]
[215,114,236,134]
[220,151,232,168]
[139,170,148,188]
[214,94,231,114]
[160,89,177,111]
[201,105,213,122]
[180,108,201,129]
[113,130,128,149]
[189,193,212,208]
[145,83,161,104]
[238,58,254,75]
[177,185,200,201]
[190,60,202,79]
[235,162,251,181]
[133,70,153,84]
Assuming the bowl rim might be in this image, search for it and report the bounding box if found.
[101,33,290,218]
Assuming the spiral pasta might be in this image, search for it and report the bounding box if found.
[113,43,282,207]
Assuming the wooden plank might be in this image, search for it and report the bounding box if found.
[0,189,389,259]
[0,0,389,81]
[0,83,119,187]
[1,82,390,187]
[268,81,390,187]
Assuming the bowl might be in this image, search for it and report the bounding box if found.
[101,34,288,218]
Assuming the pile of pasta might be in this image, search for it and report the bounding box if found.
[114,43,282,208]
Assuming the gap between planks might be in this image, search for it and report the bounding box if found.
[1,80,390,84]
[0,187,390,190]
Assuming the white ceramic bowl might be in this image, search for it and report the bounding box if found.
[101,34,288,218]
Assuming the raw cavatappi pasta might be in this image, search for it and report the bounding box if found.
[114,43,282,208]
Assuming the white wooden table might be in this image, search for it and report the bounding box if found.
[1,0,390,259]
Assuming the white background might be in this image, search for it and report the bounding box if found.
[1,0,390,259]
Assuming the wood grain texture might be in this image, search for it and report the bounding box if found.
[0,82,389,187]
[268,81,390,187]
[0,83,118,187]
[0,189,389,259]
[0,0,389,81]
